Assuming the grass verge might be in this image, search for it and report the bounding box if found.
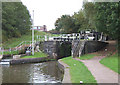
[3,50,18,55]
[3,31,58,49]
[79,54,97,60]
[100,53,119,74]
[21,52,48,59]
[61,56,97,84]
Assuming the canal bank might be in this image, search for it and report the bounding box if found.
[58,59,71,83]
[10,57,72,84]
[0,61,63,83]
[59,56,97,84]
[0,56,73,84]
[0,55,57,65]
[10,56,55,65]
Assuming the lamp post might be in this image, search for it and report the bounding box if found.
[32,10,34,55]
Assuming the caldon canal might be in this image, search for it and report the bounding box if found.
[0,61,63,83]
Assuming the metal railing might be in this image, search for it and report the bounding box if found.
[3,41,36,55]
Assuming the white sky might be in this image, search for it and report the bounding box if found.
[21,0,83,31]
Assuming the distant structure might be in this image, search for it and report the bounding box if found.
[33,25,47,32]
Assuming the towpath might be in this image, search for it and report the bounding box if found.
[74,56,119,84]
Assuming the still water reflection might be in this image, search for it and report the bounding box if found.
[0,61,63,83]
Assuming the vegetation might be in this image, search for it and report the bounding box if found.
[54,2,119,53]
[79,54,97,60]
[55,15,77,33]
[3,32,32,49]
[3,50,18,55]
[54,2,119,39]
[3,31,55,49]
[100,53,119,74]
[2,31,57,55]
[61,56,97,83]
[21,52,48,59]
[2,2,32,42]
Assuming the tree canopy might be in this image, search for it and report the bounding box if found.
[55,15,76,33]
[54,1,120,54]
[2,2,32,42]
[54,2,119,40]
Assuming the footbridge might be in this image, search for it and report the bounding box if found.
[39,31,108,59]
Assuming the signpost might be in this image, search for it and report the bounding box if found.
[32,10,34,55]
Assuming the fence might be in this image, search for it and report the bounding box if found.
[3,41,36,55]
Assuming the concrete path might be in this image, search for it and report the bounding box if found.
[73,56,119,84]
[58,60,72,84]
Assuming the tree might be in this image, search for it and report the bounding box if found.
[73,10,89,32]
[83,2,96,30]
[55,15,76,33]
[2,2,32,42]
[94,2,119,39]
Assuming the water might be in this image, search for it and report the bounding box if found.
[0,61,63,83]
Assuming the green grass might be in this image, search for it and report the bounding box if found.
[3,50,18,55]
[100,53,119,74]
[3,31,57,49]
[2,31,58,55]
[0,52,2,55]
[79,54,96,60]
[21,52,48,59]
[3,32,32,48]
[61,56,97,84]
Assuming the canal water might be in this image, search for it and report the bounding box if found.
[0,61,63,83]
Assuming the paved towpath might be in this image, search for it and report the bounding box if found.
[73,56,119,84]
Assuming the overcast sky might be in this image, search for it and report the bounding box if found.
[21,0,83,31]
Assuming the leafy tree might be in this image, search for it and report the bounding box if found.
[2,2,32,42]
[83,2,96,30]
[94,2,119,39]
[55,15,76,33]
[54,2,119,41]
[73,10,89,32]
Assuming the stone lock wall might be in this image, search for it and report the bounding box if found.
[72,40,108,57]
[82,41,108,55]
[42,41,71,59]
[41,40,108,59]
[42,41,56,57]
[56,41,71,59]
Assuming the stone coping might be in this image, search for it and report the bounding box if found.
[58,59,72,84]
[10,56,54,65]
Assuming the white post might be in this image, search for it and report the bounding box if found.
[32,10,34,55]
[37,35,38,40]
[79,33,81,40]
[71,41,73,57]
[45,35,47,41]
[73,34,75,40]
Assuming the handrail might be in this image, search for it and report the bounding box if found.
[3,41,35,52]
[15,41,33,51]
[15,41,24,48]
